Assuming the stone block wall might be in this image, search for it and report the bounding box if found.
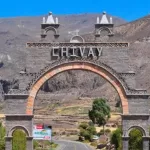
[4,95,28,114]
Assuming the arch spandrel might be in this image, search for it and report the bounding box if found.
[127,126,146,137]
[44,26,58,35]
[8,126,30,137]
[26,60,129,115]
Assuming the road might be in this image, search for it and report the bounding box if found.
[54,140,94,150]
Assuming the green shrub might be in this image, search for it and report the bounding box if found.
[52,132,57,136]
[91,141,98,147]
[129,129,142,150]
[12,129,26,150]
[87,126,97,135]
[98,129,104,135]
[33,140,39,149]
[105,129,111,134]
[0,123,5,150]
[79,122,96,142]
[111,128,122,150]
[79,122,88,129]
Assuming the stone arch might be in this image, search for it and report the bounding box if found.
[8,126,30,137]
[70,35,85,43]
[127,126,146,137]
[44,26,58,35]
[26,61,129,115]
[98,27,112,35]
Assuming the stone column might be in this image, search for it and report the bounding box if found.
[26,137,33,150]
[5,136,12,150]
[122,136,129,150]
[143,136,150,150]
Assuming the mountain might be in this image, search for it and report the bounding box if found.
[115,15,150,42]
[0,13,150,114]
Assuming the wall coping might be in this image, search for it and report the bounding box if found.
[121,114,150,119]
[5,114,34,119]
[122,114,150,117]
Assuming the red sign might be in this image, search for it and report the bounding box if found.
[35,124,44,129]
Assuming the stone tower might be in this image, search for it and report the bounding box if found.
[41,12,60,41]
[95,12,114,41]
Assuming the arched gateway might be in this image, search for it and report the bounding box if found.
[26,60,129,115]
[4,12,150,150]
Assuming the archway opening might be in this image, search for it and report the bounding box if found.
[12,129,27,150]
[26,62,129,115]
[129,128,143,150]
[32,70,125,148]
[26,62,129,149]
[43,27,58,42]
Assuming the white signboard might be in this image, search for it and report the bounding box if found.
[33,125,52,140]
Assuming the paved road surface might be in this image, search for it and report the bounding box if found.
[54,140,94,150]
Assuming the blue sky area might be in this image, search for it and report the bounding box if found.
[0,0,149,21]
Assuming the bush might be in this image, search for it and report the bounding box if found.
[52,132,57,136]
[105,129,111,134]
[80,129,92,140]
[79,122,96,142]
[33,140,39,149]
[91,141,97,147]
[79,122,88,129]
[50,142,58,148]
[111,128,122,150]
[87,126,97,135]
[88,121,94,126]
[0,123,5,150]
[12,129,26,150]
[129,129,142,150]
[98,129,104,136]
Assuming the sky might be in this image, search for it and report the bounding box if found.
[0,0,150,21]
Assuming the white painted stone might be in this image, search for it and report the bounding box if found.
[56,17,59,24]
[110,17,113,24]
[100,12,109,24]
[97,17,100,24]
[43,17,46,24]
[46,12,55,24]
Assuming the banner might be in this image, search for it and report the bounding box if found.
[33,125,52,140]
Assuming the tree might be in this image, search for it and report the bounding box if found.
[0,123,5,150]
[111,128,122,150]
[129,129,142,150]
[89,98,110,134]
[12,129,26,150]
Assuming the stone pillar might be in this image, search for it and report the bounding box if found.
[5,136,12,150]
[122,136,129,150]
[143,136,150,150]
[26,137,33,150]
